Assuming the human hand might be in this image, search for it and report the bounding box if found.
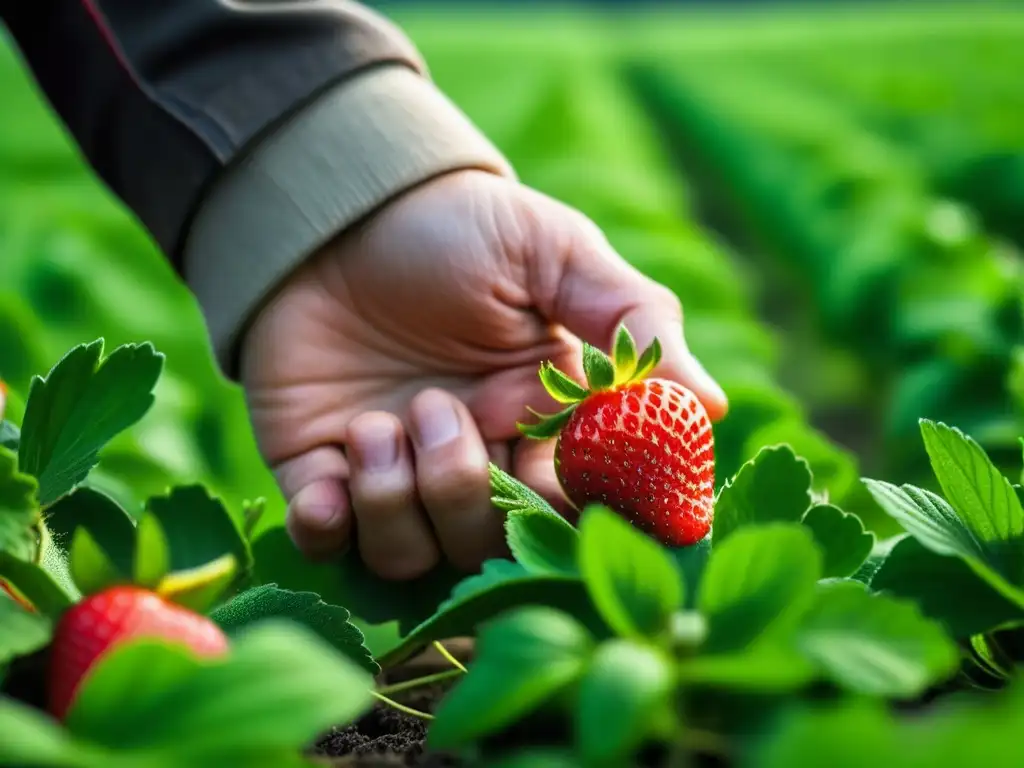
[239,169,728,580]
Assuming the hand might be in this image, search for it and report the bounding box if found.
[239,169,728,581]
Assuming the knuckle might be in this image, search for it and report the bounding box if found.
[352,473,417,518]
[421,460,489,509]
[649,283,683,321]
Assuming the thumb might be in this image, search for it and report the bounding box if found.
[533,214,728,421]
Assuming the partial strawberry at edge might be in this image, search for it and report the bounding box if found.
[48,586,230,721]
[518,325,715,547]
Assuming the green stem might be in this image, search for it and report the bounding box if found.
[370,691,434,720]
[377,668,464,696]
[31,518,46,566]
[433,640,468,673]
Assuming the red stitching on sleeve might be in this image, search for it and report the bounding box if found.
[79,0,140,84]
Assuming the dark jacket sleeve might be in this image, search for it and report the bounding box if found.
[0,1,512,379]
[0,0,424,268]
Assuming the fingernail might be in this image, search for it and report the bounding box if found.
[303,504,341,526]
[293,483,342,528]
[354,429,397,471]
[414,399,461,449]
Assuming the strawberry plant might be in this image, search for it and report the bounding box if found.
[2,333,1024,766]
[0,341,385,766]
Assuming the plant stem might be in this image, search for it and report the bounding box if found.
[31,518,45,566]
[433,640,468,673]
[376,668,464,696]
[370,691,434,720]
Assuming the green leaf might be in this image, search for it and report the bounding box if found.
[0,696,110,767]
[871,536,1023,638]
[611,325,639,384]
[712,445,812,546]
[251,526,463,651]
[756,685,1024,767]
[698,523,821,653]
[538,362,589,404]
[575,639,675,764]
[145,485,251,577]
[582,343,615,390]
[517,405,576,440]
[0,592,52,664]
[919,420,1024,579]
[70,527,123,596]
[490,463,562,519]
[505,510,578,575]
[968,633,1015,681]
[633,338,662,381]
[241,498,266,542]
[864,480,983,561]
[492,462,579,575]
[679,646,815,693]
[66,621,375,755]
[18,341,163,507]
[0,446,39,561]
[428,606,592,749]
[578,506,684,639]
[484,750,581,768]
[378,559,597,668]
[851,535,906,587]
[796,581,960,698]
[156,553,238,614]
[865,479,1024,606]
[802,504,875,578]
[0,552,74,615]
[133,513,170,588]
[209,584,378,675]
[670,535,711,608]
[45,488,136,578]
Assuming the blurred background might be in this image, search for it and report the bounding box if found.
[1,1,1022,537]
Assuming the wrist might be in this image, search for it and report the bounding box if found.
[183,64,514,380]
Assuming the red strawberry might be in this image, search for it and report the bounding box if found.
[48,586,229,720]
[519,325,715,546]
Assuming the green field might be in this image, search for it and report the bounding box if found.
[5,4,1024,765]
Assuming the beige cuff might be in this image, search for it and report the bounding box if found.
[183,64,515,379]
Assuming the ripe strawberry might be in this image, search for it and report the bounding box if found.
[518,325,714,546]
[48,586,229,720]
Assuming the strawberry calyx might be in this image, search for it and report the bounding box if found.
[69,510,239,615]
[518,324,662,439]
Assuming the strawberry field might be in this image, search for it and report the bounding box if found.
[3,3,1024,766]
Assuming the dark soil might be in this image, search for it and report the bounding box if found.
[311,680,572,767]
[309,641,571,767]
[311,684,453,767]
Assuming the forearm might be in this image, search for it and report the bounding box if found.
[1,0,512,375]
